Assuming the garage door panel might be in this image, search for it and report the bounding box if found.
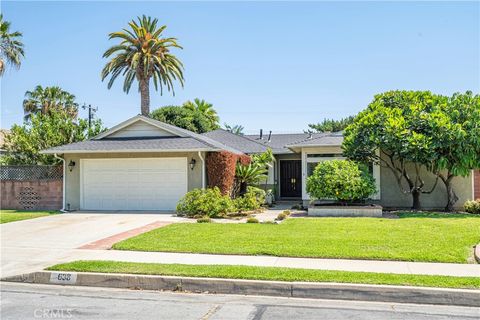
[81,158,187,211]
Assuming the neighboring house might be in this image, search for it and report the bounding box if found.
[42,115,476,211]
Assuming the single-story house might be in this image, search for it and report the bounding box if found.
[42,115,476,211]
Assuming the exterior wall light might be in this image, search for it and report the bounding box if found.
[68,160,76,172]
[189,158,197,170]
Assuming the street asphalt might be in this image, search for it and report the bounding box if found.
[1,282,479,320]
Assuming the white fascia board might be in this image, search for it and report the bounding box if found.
[40,148,218,154]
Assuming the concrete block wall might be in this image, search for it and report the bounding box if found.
[1,180,63,210]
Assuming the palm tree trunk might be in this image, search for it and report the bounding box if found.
[139,78,150,116]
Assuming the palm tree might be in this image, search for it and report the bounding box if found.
[183,98,220,127]
[23,85,78,120]
[0,14,24,76]
[224,123,245,135]
[102,15,184,116]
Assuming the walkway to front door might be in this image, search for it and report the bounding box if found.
[280,160,302,198]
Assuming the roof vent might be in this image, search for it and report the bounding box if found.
[259,129,263,140]
[308,132,313,139]
[267,131,272,142]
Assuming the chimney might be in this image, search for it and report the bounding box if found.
[259,129,263,140]
[268,131,272,142]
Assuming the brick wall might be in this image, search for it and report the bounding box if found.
[475,170,480,199]
[1,180,63,210]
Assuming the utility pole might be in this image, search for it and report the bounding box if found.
[82,104,98,130]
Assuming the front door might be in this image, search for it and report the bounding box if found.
[280,160,302,198]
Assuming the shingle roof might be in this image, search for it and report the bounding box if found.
[41,115,245,154]
[244,133,334,154]
[41,137,216,154]
[285,133,344,147]
[202,129,268,154]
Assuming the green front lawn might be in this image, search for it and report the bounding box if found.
[47,260,480,289]
[0,210,59,224]
[113,212,480,263]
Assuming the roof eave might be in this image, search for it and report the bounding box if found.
[40,148,219,154]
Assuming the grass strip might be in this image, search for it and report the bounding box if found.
[47,260,480,289]
[0,210,59,224]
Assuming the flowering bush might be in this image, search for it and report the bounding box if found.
[464,199,480,214]
[306,160,376,204]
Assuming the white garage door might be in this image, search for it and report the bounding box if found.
[81,158,187,211]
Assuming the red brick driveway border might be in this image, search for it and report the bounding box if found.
[78,221,171,250]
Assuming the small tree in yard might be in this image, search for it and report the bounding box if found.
[343,91,445,210]
[431,91,480,211]
[306,160,376,205]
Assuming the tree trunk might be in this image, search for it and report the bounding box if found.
[139,78,150,116]
[239,182,247,197]
[442,174,458,212]
[412,189,421,210]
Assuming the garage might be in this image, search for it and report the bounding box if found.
[80,158,187,211]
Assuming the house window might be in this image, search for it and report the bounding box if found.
[306,154,345,178]
[307,153,343,158]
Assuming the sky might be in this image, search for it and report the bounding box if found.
[1,1,479,134]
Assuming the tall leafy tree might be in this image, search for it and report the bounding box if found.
[102,15,184,116]
[343,91,443,210]
[183,98,219,129]
[2,110,105,165]
[430,91,480,211]
[23,85,78,120]
[150,106,215,133]
[308,116,354,133]
[0,14,24,76]
[224,123,244,135]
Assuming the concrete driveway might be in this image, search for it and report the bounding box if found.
[0,212,186,278]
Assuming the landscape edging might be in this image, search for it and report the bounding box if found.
[2,271,480,307]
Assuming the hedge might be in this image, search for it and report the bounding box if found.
[206,151,250,195]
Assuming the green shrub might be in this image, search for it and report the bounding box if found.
[234,187,265,212]
[247,186,266,205]
[276,213,287,221]
[306,160,376,203]
[246,217,259,223]
[464,199,480,214]
[176,187,235,218]
[197,217,212,223]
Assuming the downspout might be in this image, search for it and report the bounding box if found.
[54,153,67,212]
[198,151,206,189]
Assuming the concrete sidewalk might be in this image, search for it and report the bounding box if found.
[48,249,480,278]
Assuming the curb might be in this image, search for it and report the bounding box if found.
[2,271,480,307]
